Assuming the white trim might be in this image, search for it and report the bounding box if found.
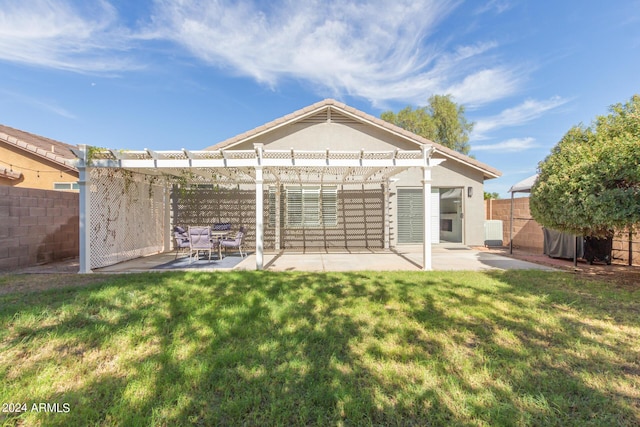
[164,186,171,252]
[422,167,432,271]
[255,143,264,270]
[77,145,92,274]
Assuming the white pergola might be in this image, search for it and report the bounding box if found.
[74,143,444,273]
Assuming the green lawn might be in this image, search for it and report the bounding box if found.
[0,270,638,426]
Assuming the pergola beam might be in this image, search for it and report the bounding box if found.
[84,149,427,170]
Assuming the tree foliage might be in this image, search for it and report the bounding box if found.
[380,95,474,154]
[530,95,640,237]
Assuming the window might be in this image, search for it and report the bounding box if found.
[53,182,79,191]
[276,186,337,228]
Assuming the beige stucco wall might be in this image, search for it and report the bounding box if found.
[219,120,490,248]
[0,144,78,190]
[238,121,420,151]
[391,158,486,247]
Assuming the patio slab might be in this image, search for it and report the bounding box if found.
[237,244,557,272]
[39,244,557,274]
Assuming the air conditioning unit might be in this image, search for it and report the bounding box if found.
[484,220,503,247]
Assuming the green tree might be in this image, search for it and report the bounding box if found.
[380,95,474,154]
[484,192,500,200]
[530,95,640,237]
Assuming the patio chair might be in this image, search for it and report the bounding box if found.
[173,226,191,259]
[220,226,247,258]
[188,226,219,263]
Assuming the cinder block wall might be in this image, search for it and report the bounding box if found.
[0,186,79,270]
[485,197,640,265]
[484,197,544,252]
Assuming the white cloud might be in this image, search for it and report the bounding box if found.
[475,0,512,15]
[473,137,537,152]
[446,68,522,108]
[0,0,138,73]
[0,0,527,106]
[472,96,569,139]
[149,0,523,106]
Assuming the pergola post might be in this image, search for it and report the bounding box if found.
[383,181,390,249]
[254,144,264,270]
[164,186,172,252]
[275,184,281,250]
[77,144,92,274]
[422,147,433,271]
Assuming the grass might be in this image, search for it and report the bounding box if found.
[0,270,639,426]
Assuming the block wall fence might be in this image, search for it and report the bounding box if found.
[485,196,639,266]
[0,186,78,270]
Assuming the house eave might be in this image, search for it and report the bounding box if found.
[0,131,78,173]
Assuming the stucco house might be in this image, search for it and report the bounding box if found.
[0,124,78,190]
[203,99,501,249]
[75,99,501,272]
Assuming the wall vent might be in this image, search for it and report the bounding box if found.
[299,108,359,125]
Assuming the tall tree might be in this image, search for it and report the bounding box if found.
[530,94,640,237]
[380,95,474,154]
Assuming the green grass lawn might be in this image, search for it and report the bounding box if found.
[0,270,638,426]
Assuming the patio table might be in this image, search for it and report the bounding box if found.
[211,231,229,260]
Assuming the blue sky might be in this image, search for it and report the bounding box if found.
[1,0,638,196]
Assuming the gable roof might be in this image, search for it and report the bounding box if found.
[0,124,78,171]
[206,99,501,179]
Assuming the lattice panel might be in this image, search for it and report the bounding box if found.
[173,187,265,248]
[173,185,383,250]
[89,169,166,269]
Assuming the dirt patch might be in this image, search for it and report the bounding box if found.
[0,273,111,296]
[477,246,640,291]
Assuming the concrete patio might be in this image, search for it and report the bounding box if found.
[93,244,556,273]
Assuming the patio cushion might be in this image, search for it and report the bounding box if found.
[213,222,231,231]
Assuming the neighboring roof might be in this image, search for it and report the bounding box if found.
[206,98,501,180]
[0,124,78,171]
[508,174,538,193]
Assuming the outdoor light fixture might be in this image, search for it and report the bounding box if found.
[467,186,473,198]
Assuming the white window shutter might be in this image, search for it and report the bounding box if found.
[286,187,303,226]
[321,186,338,226]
